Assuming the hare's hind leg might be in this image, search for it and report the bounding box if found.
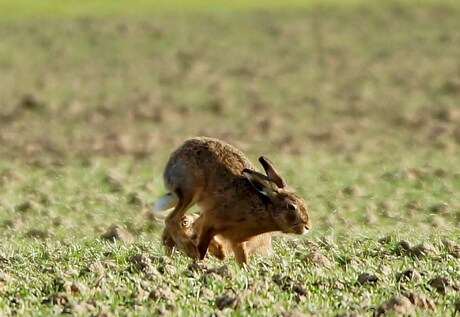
[165,188,200,259]
[208,238,227,260]
[231,242,248,265]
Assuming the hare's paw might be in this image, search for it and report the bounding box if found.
[209,239,226,260]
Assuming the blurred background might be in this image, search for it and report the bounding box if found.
[1,3,459,316]
[1,0,459,162]
[0,0,459,235]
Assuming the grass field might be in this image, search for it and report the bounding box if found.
[0,1,459,316]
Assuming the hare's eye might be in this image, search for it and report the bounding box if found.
[287,203,297,211]
[181,220,189,228]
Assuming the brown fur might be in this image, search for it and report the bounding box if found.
[160,136,311,264]
[161,213,272,260]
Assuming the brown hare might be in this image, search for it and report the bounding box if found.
[161,213,273,260]
[154,136,311,264]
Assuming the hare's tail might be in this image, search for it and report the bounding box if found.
[152,193,178,219]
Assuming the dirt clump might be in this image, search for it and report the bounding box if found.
[404,200,422,212]
[25,228,51,239]
[205,265,233,278]
[100,224,134,243]
[187,262,211,273]
[375,295,414,316]
[455,299,460,313]
[404,293,435,310]
[3,216,25,229]
[81,260,105,277]
[157,263,177,276]
[429,202,449,214]
[273,274,309,296]
[43,292,69,306]
[318,235,338,250]
[375,292,434,316]
[127,192,143,206]
[129,253,154,274]
[15,200,40,213]
[303,251,333,269]
[441,239,460,258]
[428,276,451,294]
[409,242,438,257]
[397,240,411,251]
[377,200,397,218]
[103,172,124,193]
[149,287,176,301]
[215,291,240,310]
[68,301,97,315]
[53,276,67,292]
[357,273,379,285]
[396,268,421,282]
[378,236,392,245]
[341,185,365,197]
[69,282,86,294]
[20,94,44,111]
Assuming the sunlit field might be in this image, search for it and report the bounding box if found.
[0,1,459,315]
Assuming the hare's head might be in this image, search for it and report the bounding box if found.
[243,156,311,235]
[180,213,199,236]
[162,213,199,247]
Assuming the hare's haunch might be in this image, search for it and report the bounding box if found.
[154,137,311,264]
[161,213,273,260]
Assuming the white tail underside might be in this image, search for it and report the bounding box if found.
[152,193,178,219]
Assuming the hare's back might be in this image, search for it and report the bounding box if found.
[164,137,254,190]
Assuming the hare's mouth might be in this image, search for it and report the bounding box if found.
[291,223,310,235]
[299,225,310,235]
[302,226,310,234]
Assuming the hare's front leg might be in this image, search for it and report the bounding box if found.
[193,215,218,260]
[197,231,213,260]
[161,227,176,256]
[193,225,226,260]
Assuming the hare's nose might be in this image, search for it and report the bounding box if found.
[303,225,310,234]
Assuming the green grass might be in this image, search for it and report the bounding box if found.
[0,0,459,316]
[1,0,459,20]
[0,154,458,315]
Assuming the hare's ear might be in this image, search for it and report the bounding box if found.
[242,169,276,197]
[259,156,286,188]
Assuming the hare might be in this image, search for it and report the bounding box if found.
[161,213,227,259]
[161,213,273,260]
[154,136,311,264]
